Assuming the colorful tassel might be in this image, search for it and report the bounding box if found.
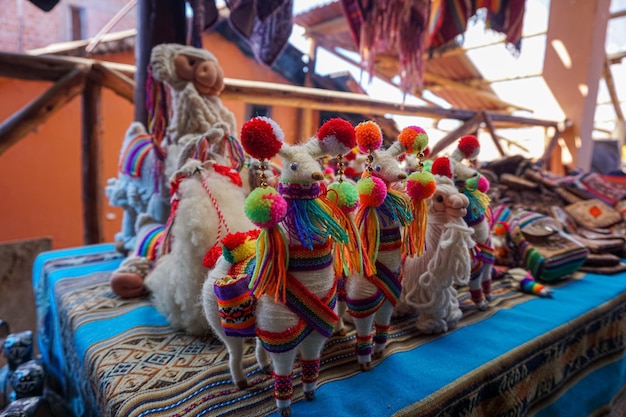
[248,225,289,303]
[354,205,381,277]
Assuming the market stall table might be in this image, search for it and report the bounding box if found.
[32,243,626,417]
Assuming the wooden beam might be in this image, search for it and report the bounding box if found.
[603,57,625,121]
[0,52,80,81]
[221,77,478,120]
[81,78,103,244]
[305,16,348,36]
[429,113,484,156]
[0,67,86,156]
[481,111,507,156]
[91,62,135,103]
[0,52,135,81]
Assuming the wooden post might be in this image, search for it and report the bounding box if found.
[82,77,103,244]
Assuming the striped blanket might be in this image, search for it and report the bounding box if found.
[33,244,626,417]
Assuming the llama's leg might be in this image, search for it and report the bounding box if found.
[469,260,488,310]
[255,338,272,374]
[270,349,299,417]
[352,315,375,370]
[481,264,494,301]
[299,332,328,401]
[372,300,394,359]
[223,337,249,389]
[334,276,348,335]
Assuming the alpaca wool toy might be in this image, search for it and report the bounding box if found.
[107,44,240,253]
[345,121,414,370]
[449,135,496,310]
[202,117,358,417]
[396,157,475,334]
[109,157,254,335]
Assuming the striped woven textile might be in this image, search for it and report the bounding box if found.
[33,245,626,417]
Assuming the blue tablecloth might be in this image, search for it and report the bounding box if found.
[33,244,626,417]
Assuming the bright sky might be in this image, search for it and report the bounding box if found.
[289,0,626,162]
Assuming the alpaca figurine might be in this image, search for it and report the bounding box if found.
[106,122,170,252]
[107,44,238,253]
[345,121,414,371]
[202,117,358,416]
[110,157,254,335]
[149,43,237,180]
[397,157,475,333]
[449,136,495,310]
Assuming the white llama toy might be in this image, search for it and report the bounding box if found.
[107,44,239,253]
[202,117,359,417]
[449,136,495,310]
[397,156,475,334]
[345,121,415,371]
[149,43,237,181]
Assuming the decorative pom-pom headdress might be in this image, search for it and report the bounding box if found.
[452,135,481,161]
[318,118,363,277]
[399,126,432,257]
[430,156,454,179]
[239,117,289,301]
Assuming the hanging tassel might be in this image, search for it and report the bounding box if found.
[384,188,414,227]
[318,192,363,277]
[354,206,381,277]
[224,135,246,171]
[249,226,289,303]
[404,170,437,257]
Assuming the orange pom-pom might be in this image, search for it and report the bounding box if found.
[398,126,428,154]
[355,121,383,153]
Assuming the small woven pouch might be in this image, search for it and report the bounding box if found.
[564,199,622,230]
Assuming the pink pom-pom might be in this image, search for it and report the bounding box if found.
[318,118,356,156]
[355,121,383,153]
[477,175,490,192]
[356,176,387,207]
[431,156,454,178]
[240,117,284,160]
[457,135,480,160]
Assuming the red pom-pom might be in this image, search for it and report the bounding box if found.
[343,166,357,177]
[240,117,283,160]
[203,245,223,268]
[457,135,480,160]
[344,149,357,161]
[318,118,356,155]
[221,230,260,251]
[431,156,454,178]
[423,147,431,158]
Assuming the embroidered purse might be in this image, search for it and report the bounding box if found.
[214,274,256,337]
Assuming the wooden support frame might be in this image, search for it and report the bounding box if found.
[81,78,103,244]
[0,67,87,156]
[0,51,562,244]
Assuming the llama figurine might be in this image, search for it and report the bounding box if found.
[345,121,414,370]
[449,136,495,310]
[202,117,358,417]
[397,157,475,333]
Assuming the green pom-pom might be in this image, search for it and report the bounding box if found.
[328,181,359,212]
[244,187,287,228]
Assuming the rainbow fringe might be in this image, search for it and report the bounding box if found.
[404,198,428,257]
[119,134,153,178]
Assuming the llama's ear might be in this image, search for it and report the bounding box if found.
[127,121,147,136]
[302,137,325,159]
[202,159,216,170]
[386,141,406,158]
[451,135,480,161]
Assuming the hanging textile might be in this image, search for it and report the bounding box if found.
[340,0,431,94]
[194,0,294,66]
